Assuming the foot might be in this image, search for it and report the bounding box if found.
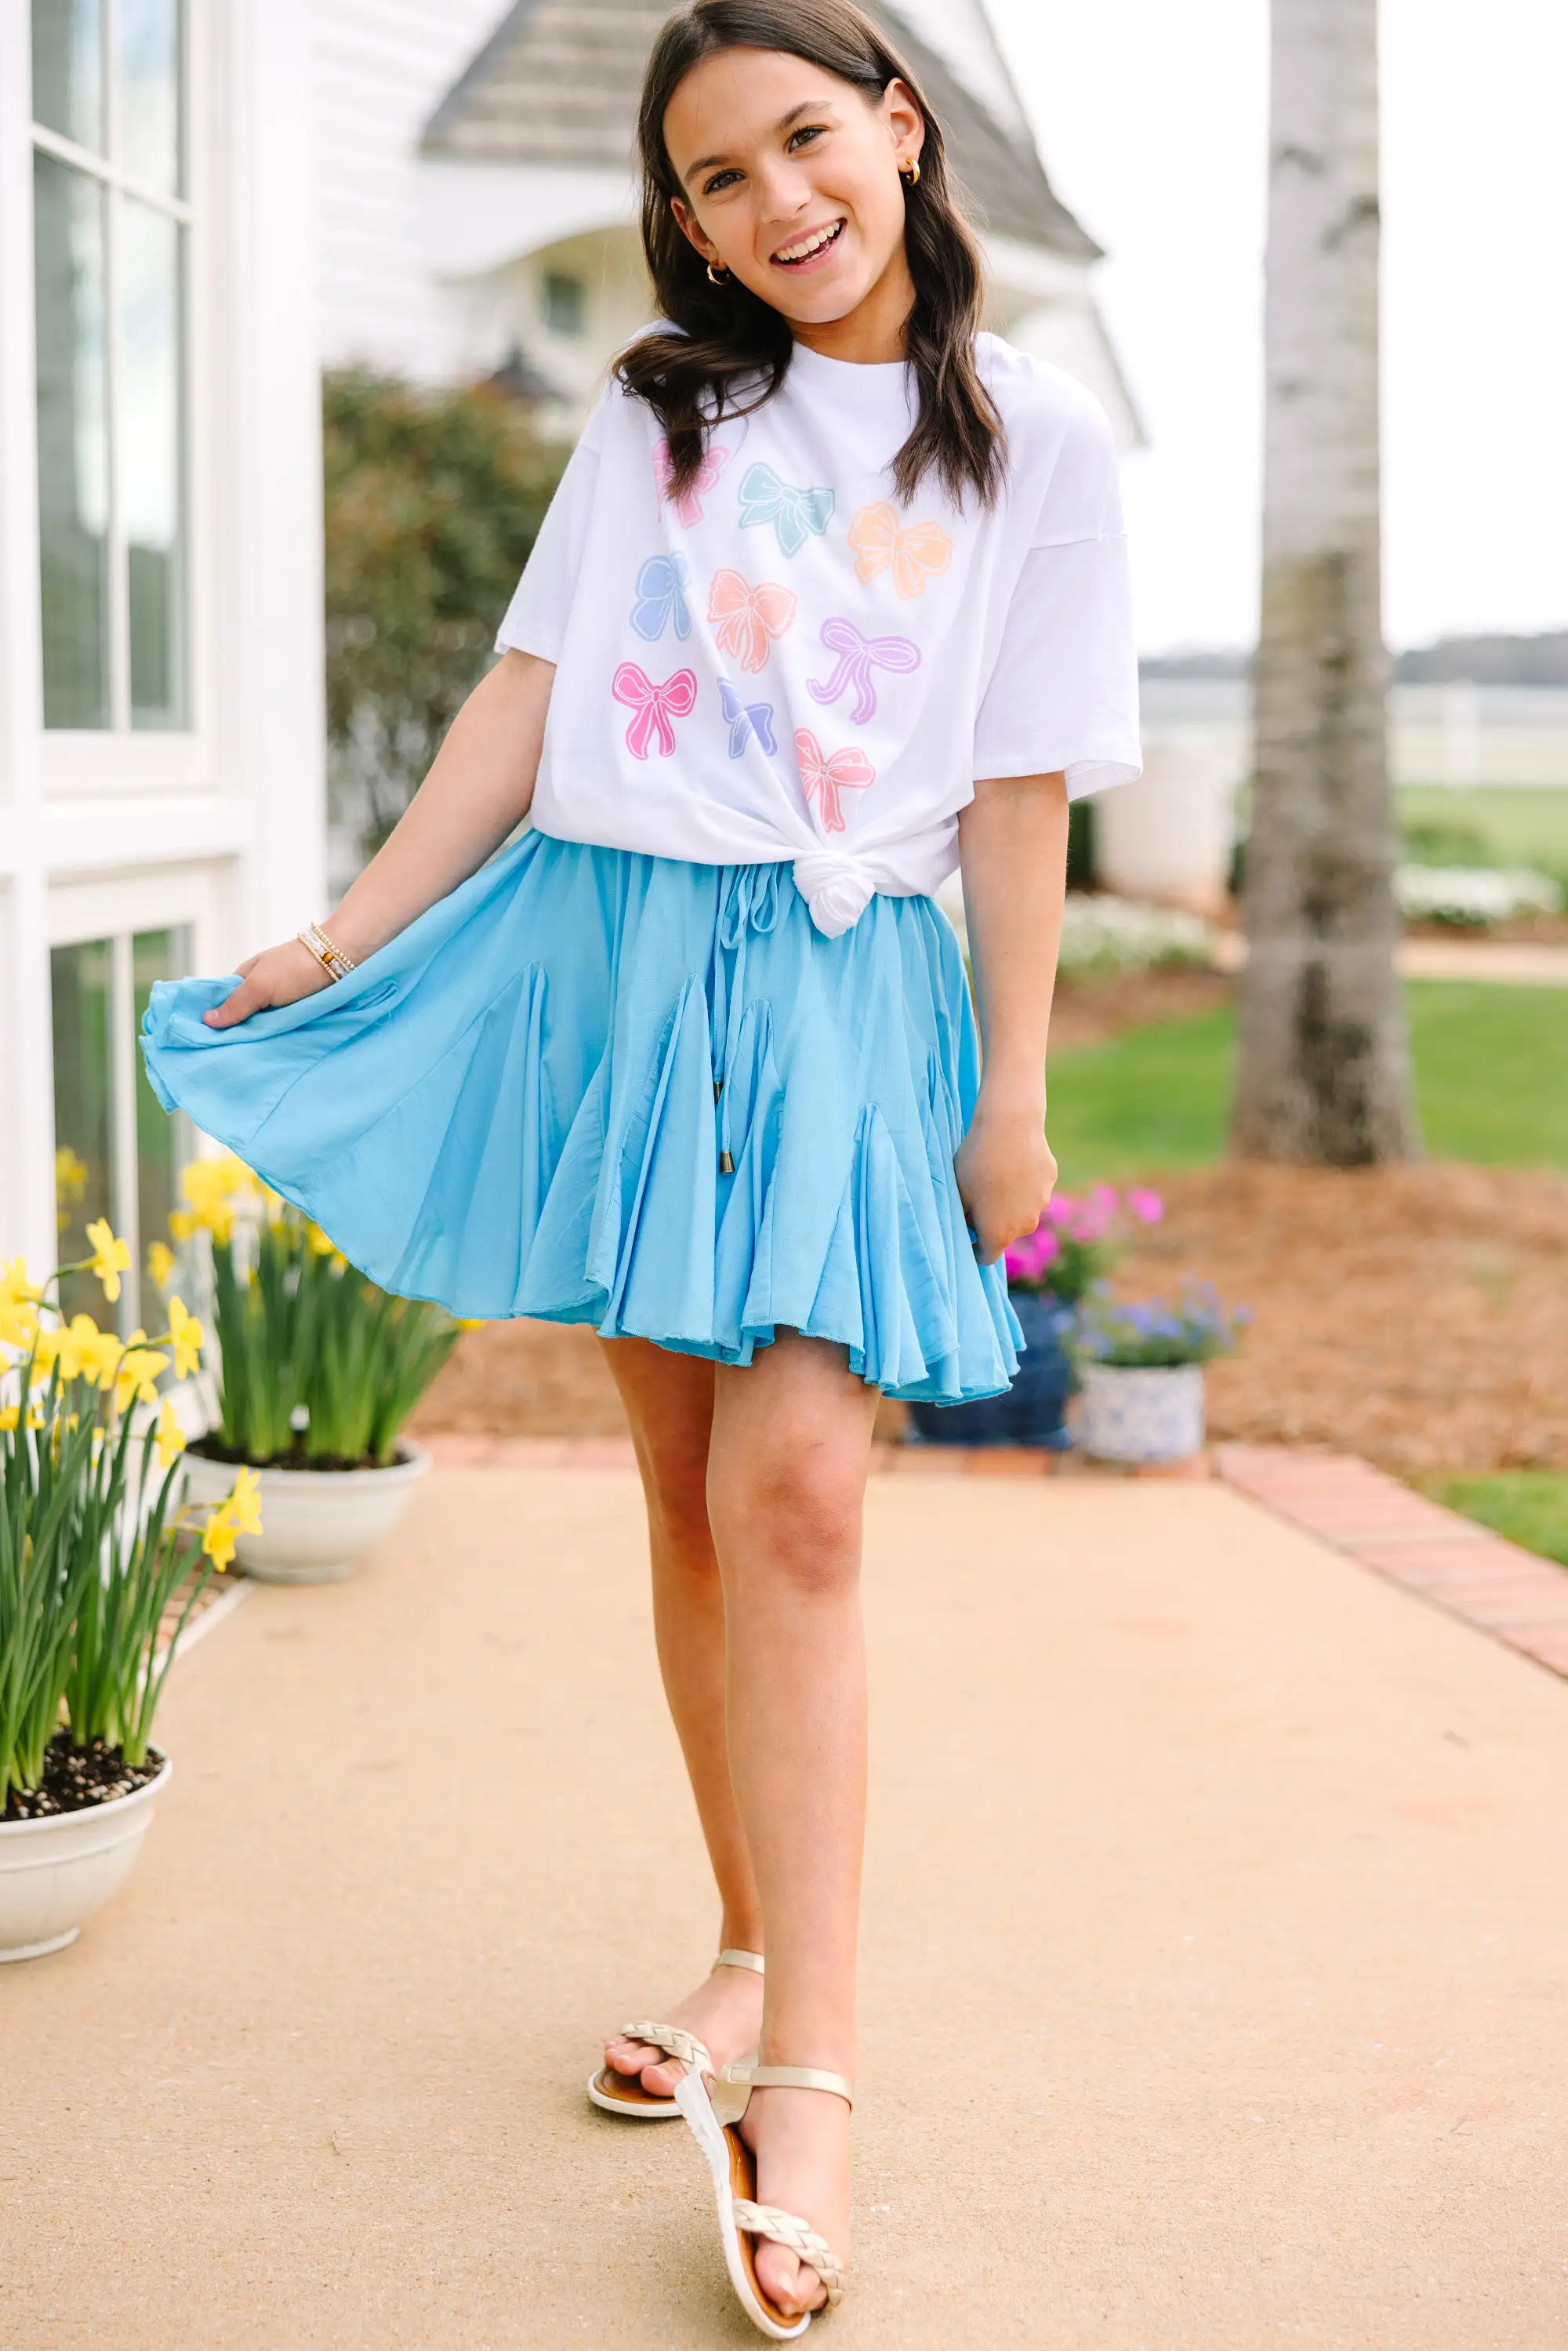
[739,2085,852,2320]
[603,1958,765,2099]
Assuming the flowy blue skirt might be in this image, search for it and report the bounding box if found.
[139,831,1021,1404]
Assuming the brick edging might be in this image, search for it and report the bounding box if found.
[1214,1443,1568,1682]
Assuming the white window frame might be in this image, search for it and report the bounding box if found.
[46,858,227,1332]
[30,0,216,797]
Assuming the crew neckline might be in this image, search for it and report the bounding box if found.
[787,337,910,386]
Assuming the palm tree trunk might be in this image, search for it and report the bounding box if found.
[1230,0,1421,1163]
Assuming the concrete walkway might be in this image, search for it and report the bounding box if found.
[6,1467,1568,2348]
[1211,931,1568,985]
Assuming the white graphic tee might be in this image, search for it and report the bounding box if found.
[497,332,1141,936]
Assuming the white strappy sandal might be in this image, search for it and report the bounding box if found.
[586,1948,764,2119]
[676,2056,851,2339]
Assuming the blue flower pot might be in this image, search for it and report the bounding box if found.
[906,1290,1078,1449]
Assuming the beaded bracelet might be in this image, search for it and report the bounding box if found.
[296,921,358,981]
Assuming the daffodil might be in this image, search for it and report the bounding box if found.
[146,1239,176,1291]
[84,1217,132,1303]
[165,1295,205,1380]
[153,1399,186,1469]
[113,1334,169,1413]
[169,1206,198,1243]
[0,1256,41,1349]
[0,1403,17,1432]
[305,1220,338,1257]
[200,1507,238,1572]
[41,1312,122,1388]
[224,1464,263,1536]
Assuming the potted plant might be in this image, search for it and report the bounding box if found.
[1071,1282,1250,1464]
[0,1239,252,1961]
[160,1155,463,1582]
[907,1185,1167,1447]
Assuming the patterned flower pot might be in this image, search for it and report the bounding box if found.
[1076,1362,1206,1464]
[180,1442,430,1583]
[0,1756,172,1963]
[906,1292,1077,1449]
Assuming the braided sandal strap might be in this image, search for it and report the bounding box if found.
[732,2200,847,2309]
[619,2020,712,2076]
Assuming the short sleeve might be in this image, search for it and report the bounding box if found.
[971,394,1142,799]
[494,385,612,662]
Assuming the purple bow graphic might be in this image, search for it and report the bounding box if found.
[612,662,698,760]
[807,616,921,727]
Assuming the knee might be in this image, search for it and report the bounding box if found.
[710,1446,864,1601]
[643,1446,717,1570]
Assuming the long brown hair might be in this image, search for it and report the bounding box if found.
[616,0,1005,509]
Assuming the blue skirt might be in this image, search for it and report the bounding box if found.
[139,831,1021,1405]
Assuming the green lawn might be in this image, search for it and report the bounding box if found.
[1398,785,1568,883]
[1047,981,1568,1185]
[1425,1472,1568,1570]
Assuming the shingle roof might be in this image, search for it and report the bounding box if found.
[421,0,1102,260]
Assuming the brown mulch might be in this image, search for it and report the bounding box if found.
[411,1162,1568,1478]
[1046,964,1235,1049]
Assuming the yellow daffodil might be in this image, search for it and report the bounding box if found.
[84,1217,132,1303]
[165,1295,204,1380]
[305,1221,338,1257]
[153,1399,186,1469]
[457,1317,488,1331]
[0,1257,42,1349]
[41,1312,122,1388]
[169,1207,198,1242]
[0,1403,16,1431]
[224,1464,263,1536]
[113,1335,169,1413]
[54,1146,87,1228]
[147,1239,176,1290]
[200,1507,238,1572]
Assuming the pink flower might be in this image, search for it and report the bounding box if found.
[1126,1187,1165,1225]
[1004,1224,1062,1285]
[1045,1195,1079,1228]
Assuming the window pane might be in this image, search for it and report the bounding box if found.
[122,200,186,728]
[34,153,110,730]
[132,927,189,1306]
[31,0,104,155]
[543,272,586,336]
[116,0,182,196]
[51,939,114,1326]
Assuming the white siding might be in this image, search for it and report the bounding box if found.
[884,0,1035,148]
[312,0,516,379]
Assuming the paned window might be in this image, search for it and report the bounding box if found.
[51,927,191,1330]
[543,270,586,337]
[31,0,189,731]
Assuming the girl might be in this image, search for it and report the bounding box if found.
[141,1,1139,2333]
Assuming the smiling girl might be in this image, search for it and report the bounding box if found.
[141,0,1139,2332]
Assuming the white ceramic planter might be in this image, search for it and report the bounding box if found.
[179,1441,430,1583]
[0,1756,172,1962]
[1077,1362,1206,1464]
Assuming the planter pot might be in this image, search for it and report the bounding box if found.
[0,1756,172,1962]
[180,1440,430,1583]
[1077,1362,1206,1464]
[906,1292,1077,1449]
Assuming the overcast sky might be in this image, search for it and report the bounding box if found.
[985,0,1568,655]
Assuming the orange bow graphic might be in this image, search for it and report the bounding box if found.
[848,502,953,600]
[708,568,798,675]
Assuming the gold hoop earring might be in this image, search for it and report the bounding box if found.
[900,160,921,187]
[706,259,732,285]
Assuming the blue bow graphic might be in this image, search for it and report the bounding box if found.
[738,463,836,559]
[630,552,693,642]
[719,677,779,759]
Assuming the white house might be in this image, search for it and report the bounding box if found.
[0,3,325,1322]
[311,0,1141,448]
[0,0,1138,1319]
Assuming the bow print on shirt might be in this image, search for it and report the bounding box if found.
[738,462,836,558]
[849,502,953,600]
[612,662,699,760]
[719,677,779,759]
[709,568,798,676]
[630,552,693,643]
[807,616,921,726]
[654,437,730,528]
[795,728,876,834]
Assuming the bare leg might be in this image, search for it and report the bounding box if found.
[707,1333,880,2319]
[597,1337,765,2095]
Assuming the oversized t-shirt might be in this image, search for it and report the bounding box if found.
[496,332,1141,937]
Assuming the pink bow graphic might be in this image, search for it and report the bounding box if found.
[654,437,729,528]
[807,616,921,726]
[795,728,876,834]
[612,661,699,760]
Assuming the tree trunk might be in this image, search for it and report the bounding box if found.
[1230,0,1421,1164]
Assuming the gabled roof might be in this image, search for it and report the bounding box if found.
[422,0,1102,261]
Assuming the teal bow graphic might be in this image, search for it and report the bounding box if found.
[739,463,836,559]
